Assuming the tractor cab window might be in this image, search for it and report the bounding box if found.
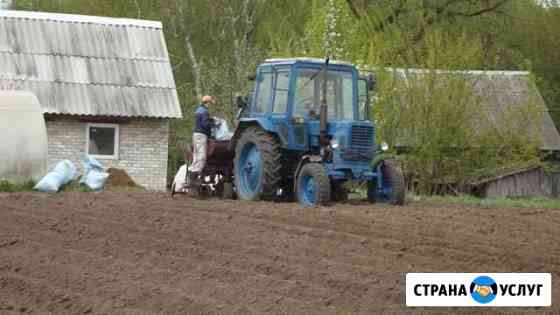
[272,70,290,114]
[254,71,273,113]
[294,68,354,120]
[358,78,369,120]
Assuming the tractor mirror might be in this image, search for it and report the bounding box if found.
[367,74,376,91]
[235,94,247,108]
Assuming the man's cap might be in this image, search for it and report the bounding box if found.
[202,95,215,104]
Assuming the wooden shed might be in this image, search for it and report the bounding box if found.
[470,166,560,198]
[381,68,560,198]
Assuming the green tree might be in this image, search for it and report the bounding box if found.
[502,1,560,126]
[298,0,543,192]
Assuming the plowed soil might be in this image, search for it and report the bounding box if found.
[0,192,558,314]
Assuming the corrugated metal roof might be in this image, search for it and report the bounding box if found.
[0,10,182,118]
[0,53,175,87]
[0,9,162,29]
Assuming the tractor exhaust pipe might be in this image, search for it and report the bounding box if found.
[319,58,329,147]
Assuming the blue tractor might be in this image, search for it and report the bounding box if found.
[231,58,405,206]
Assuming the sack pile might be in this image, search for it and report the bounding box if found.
[34,156,110,192]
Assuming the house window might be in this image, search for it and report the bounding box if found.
[86,123,119,159]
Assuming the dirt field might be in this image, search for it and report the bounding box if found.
[0,192,558,314]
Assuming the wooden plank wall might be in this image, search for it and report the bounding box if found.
[484,169,560,198]
[545,171,560,198]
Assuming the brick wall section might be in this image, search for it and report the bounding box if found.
[46,117,169,191]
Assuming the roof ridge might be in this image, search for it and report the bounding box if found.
[386,67,530,76]
[0,10,162,29]
[0,50,169,63]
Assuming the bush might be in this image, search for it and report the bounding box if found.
[0,180,35,192]
[371,32,542,194]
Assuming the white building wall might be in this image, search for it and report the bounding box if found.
[46,117,169,191]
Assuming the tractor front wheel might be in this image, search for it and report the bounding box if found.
[296,163,331,206]
[234,127,281,201]
[367,181,376,203]
[372,159,405,205]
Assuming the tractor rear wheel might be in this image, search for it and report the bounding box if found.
[296,163,331,206]
[234,127,281,201]
[373,159,405,205]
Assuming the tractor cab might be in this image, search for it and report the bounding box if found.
[239,59,373,148]
[232,58,405,206]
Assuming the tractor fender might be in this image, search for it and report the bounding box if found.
[371,152,397,169]
[292,155,323,193]
[229,118,278,150]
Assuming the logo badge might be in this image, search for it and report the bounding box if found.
[406,273,551,307]
[470,276,497,304]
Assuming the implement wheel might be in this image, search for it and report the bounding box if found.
[222,182,235,199]
[296,163,331,206]
[331,182,349,202]
[234,127,281,201]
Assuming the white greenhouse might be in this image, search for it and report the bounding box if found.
[0,91,48,184]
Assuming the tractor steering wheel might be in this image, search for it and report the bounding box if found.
[299,96,314,108]
[298,97,318,118]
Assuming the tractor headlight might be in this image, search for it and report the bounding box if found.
[380,141,389,152]
[330,138,340,150]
